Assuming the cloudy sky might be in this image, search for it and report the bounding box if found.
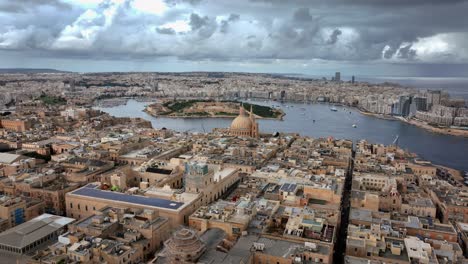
[1,0,468,76]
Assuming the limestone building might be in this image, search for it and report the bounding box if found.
[229,105,259,138]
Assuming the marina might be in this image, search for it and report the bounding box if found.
[96,99,468,171]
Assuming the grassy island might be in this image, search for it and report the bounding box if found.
[38,94,67,105]
[145,99,284,119]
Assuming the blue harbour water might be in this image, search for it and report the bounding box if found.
[96,99,468,172]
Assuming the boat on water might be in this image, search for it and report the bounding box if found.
[352,124,357,128]
[330,106,338,112]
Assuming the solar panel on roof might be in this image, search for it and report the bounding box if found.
[72,185,184,210]
[280,183,296,192]
[289,184,297,192]
[280,183,290,191]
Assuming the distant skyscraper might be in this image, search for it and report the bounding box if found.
[399,96,412,117]
[427,90,441,110]
[351,76,355,84]
[392,101,401,115]
[154,82,159,92]
[335,72,341,82]
[413,97,428,111]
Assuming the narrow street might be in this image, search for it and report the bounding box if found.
[333,149,355,263]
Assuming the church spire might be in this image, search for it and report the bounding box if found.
[239,103,247,116]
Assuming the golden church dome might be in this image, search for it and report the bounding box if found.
[229,105,259,138]
[230,107,253,131]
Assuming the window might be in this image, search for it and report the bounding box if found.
[70,203,73,209]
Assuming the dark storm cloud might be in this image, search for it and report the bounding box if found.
[293,7,312,22]
[189,13,217,39]
[337,0,467,6]
[156,27,176,35]
[220,13,240,33]
[228,14,240,21]
[250,0,468,6]
[0,0,71,13]
[189,13,209,30]
[383,46,397,59]
[165,0,202,5]
[0,0,467,66]
[327,29,342,45]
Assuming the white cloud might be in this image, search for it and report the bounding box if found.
[159,20,191,33]
[412,34,452,61]
[0,26,33,49]
[1,0,467,67]
[52,1,121,49]
[132,0,167,15]
[381,33,468,63]
[62,0,123,8]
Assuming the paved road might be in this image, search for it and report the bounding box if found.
[333,150,355,263]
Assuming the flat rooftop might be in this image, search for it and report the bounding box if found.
[70,184,184,210]
[213,167,237,182]
[0,214,75,249]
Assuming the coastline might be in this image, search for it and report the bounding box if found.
[97,98,466,137]
[96,98,468,171]
[435,164,463,181]
[358,110,399,121]
[400,117,468,137]
[359,109,468,137]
